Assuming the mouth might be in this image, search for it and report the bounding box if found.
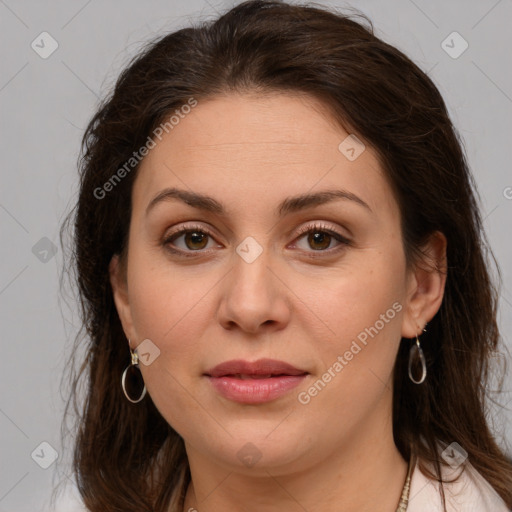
[204,358,309,404]
[205,358,308,378]
[221,373,292,379]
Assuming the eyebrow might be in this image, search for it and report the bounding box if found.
[145,186,372,217]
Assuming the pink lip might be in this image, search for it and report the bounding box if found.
[205,358,308,404]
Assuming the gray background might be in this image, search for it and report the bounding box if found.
[0,0,511,510]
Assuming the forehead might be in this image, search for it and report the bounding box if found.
[132,92,398,222]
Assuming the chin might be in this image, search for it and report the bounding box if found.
[192,424,317,474]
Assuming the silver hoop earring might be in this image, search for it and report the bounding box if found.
[408,333,427,384]
[121,345,147,403]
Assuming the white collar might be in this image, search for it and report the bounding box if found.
[407,457,509,511]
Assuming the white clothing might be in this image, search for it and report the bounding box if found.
[408,457,510,511]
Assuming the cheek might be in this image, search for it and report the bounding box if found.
[126,254,211,432]
[308,247,406,385]
[315,246,405,336]
[127,239,206,337]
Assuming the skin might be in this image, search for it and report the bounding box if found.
[110,92,447,512]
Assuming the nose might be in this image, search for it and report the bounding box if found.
[216,247,291,334]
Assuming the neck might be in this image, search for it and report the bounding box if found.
[181,395,408,512]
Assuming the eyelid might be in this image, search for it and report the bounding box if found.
[164,222,217,240]
[293,222,351,243]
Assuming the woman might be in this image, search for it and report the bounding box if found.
[60,1,512,510]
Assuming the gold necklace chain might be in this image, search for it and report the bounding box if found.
[395,451,415,512]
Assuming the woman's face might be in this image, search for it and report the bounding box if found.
[110,92,440,475]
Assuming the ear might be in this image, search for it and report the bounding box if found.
[109,253,137,344]
[401,231,447,338]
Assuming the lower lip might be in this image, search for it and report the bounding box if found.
[206,375,307,404]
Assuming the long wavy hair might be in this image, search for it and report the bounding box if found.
[58,1,512,510]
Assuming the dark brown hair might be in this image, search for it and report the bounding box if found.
[59,1,512,510]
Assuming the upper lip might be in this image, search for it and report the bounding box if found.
[205,358,308,378]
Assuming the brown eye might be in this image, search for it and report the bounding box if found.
[163,224,218,254]
[306,231,332,251]
[293,222,351,254]
[182,231,209,250]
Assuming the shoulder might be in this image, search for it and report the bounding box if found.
[407,456,510,512]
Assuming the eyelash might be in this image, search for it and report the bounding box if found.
[162,222,351,259]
